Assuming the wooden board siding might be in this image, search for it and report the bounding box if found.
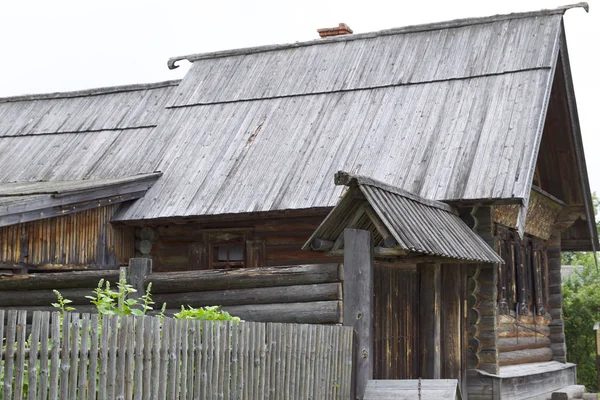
[0,205,134,268]
[149,215,340,272]
[373,264,419,380]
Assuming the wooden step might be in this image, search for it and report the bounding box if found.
[551,385,585,400]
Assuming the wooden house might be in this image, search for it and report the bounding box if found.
[0,4,596,399]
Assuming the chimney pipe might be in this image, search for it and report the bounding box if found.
[317,23,353,38]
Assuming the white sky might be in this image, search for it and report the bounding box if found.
[0,0,598,194]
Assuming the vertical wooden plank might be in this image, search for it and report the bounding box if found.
[167,318,179,400]
[158,317,170,400]
[229,322,238,400]
[107,314,119,400]
[297,325,307,400]
[3,310,17,400]
[193,320,203,399]
[49,312,61,400]
[221,322,230,400]
[59,313,71,400]
[179,319,189,400]
[214,322,223,399]
[199,321,209,400]
[0,309,4,394]
[88,314,99,400]
[241,322,249,400]
[151,317,161,400]
[205,321,214,399]
[134,316,145,400]
[27,311,42,400]
[98,314,110,400]
[125,316,135,400]
[264,323,273,400]
[115,315,128,400]
[141,317,153,400]
[185,319,195,400]
[343,228,374,399]
[39,311,50,400]
[419,262,441,379]
[77,314,90,400]
[13,310,27,399]
[69,313,81,400]
[441,266,462,381]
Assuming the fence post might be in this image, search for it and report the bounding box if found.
[343,228,374,400]
[127,258,153,300]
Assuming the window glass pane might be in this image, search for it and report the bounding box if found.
[217,246,228,261]
[229,244,244,261]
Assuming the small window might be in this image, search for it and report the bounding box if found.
[211,242,245,269]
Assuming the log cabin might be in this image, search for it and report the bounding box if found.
[0,4,596,399]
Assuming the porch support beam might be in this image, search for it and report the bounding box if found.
[419,262,441,379]
[343,228,374,400]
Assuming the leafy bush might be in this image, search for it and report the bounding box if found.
[52,270,240,322]
[174,305,241,322]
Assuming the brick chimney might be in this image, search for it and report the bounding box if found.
[317,23,353,38]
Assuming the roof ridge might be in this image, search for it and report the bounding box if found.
[334,171,454,213]
[167,3,587,69]
[0,80,181,104]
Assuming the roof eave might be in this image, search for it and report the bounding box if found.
[558,22,600,253]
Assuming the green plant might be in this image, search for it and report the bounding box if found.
[51,290,75,313]
[173,305,241,322]
[84,270,155,317]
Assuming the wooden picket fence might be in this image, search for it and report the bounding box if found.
[0,310,353,400]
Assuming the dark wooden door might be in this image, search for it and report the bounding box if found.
[373,264,420,379]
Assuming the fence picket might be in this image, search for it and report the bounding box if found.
[78,314,90,400]
[28,311,43,400]
[59,312,71,400]
[157,317,169,400]
[151,317,161,400]
[69,312,80,400]
[98,314,110,400]
[49,312,61,400]
[134,316,145,400]
[39,311,51,400]
[14,310,27,399]
[107,314,119,400]
[88,313,99,400]
[125,316,135,400]
[4,310,17,400]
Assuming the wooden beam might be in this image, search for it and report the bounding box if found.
[343,228,374,400]
[364,205,398,248]
[126,258,152,300]
[419,262,441,379]
[148,264,343,294]
[311,238,334,251]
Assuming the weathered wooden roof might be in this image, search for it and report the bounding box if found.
[0,4,593,248]
[0,81,178,183]
[117,6,575,222]
[303,172,503,263]
[0,173,161,227]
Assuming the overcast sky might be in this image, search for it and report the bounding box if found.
[1,0,598,194]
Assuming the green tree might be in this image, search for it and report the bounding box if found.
[562,193,600,391]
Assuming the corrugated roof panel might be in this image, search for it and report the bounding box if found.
[170,14,561,106]
[304,173,503,263]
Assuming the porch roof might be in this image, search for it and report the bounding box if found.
[303,172,503,264]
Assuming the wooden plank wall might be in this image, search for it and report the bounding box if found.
[373,265,419,380]
[0,310,354,400]
[148,215,340,271]
[0,204,134,269]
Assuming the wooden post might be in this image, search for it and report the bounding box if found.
[343,229,374,400]
[548,230,567,362]
[419,262,441,379]
[127,258,152,300]
[595,322,600,391]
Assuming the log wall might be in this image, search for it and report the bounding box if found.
[0,205,134,269]
[145,264,344,325]
[147,215,340,272]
